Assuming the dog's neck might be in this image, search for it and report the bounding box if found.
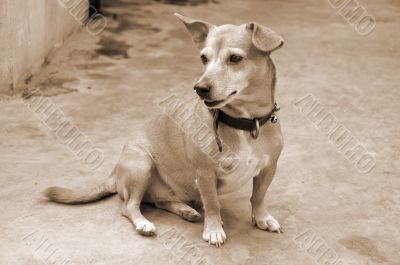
[220,57,277,119]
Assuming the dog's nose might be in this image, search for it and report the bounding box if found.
[194,84,211,98]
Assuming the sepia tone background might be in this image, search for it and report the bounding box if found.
[1,0,399,264]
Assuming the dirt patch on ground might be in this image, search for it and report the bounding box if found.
[104,15,162,34]
[36,77,79,97]
[95,36,132,58]
[155,0,214,6]
[339,235,389,263]
[102,0,153,7]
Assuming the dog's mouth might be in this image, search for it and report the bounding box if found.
[204,99,225,107]
[203,91,237,108]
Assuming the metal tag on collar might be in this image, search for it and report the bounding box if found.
[250,118,260,139]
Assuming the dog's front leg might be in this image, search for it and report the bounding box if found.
[195,169,226,247]
[250,164,282,233]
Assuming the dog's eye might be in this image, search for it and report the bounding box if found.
[229,55,243,63]
[200,55,208,65]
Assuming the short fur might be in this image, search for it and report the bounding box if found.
[44,13,285,247]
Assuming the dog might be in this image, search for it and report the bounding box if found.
[44,13,284,247]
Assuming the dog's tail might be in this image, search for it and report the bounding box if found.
[44,178,116,204]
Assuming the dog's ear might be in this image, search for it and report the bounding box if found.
[174,13,214,49]
[246,22,284,53]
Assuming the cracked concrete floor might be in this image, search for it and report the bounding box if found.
[1,0,399,264]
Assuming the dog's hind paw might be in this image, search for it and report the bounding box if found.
[252,214,283,233]
[181,208,201,222]
[135,220,156,236]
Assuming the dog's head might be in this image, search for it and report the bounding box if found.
[175,13,284,110]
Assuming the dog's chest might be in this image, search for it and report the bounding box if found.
[217,140,269,195]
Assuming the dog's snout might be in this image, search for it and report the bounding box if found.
[194,83,212,98]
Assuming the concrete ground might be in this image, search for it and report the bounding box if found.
[1,0,399,264]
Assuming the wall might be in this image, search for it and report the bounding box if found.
[0,0,88,95]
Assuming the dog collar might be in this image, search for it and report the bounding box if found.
[212,103,280,152]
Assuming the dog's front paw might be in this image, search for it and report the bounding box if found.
[135,220,156,236]
[202,217,226,247]
[252,214,282,233]
[202,227,226,247]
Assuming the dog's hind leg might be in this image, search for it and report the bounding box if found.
[122,198,156,236]
[155,201,201,222]
[116,145,156,236]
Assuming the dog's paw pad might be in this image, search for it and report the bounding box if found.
[254,214,282,233]
[181,209,201,222]
[202,228,226,247]
[135,220,156,236]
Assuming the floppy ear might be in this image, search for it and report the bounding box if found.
[174,13,214,49]
[246,22,284,53]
